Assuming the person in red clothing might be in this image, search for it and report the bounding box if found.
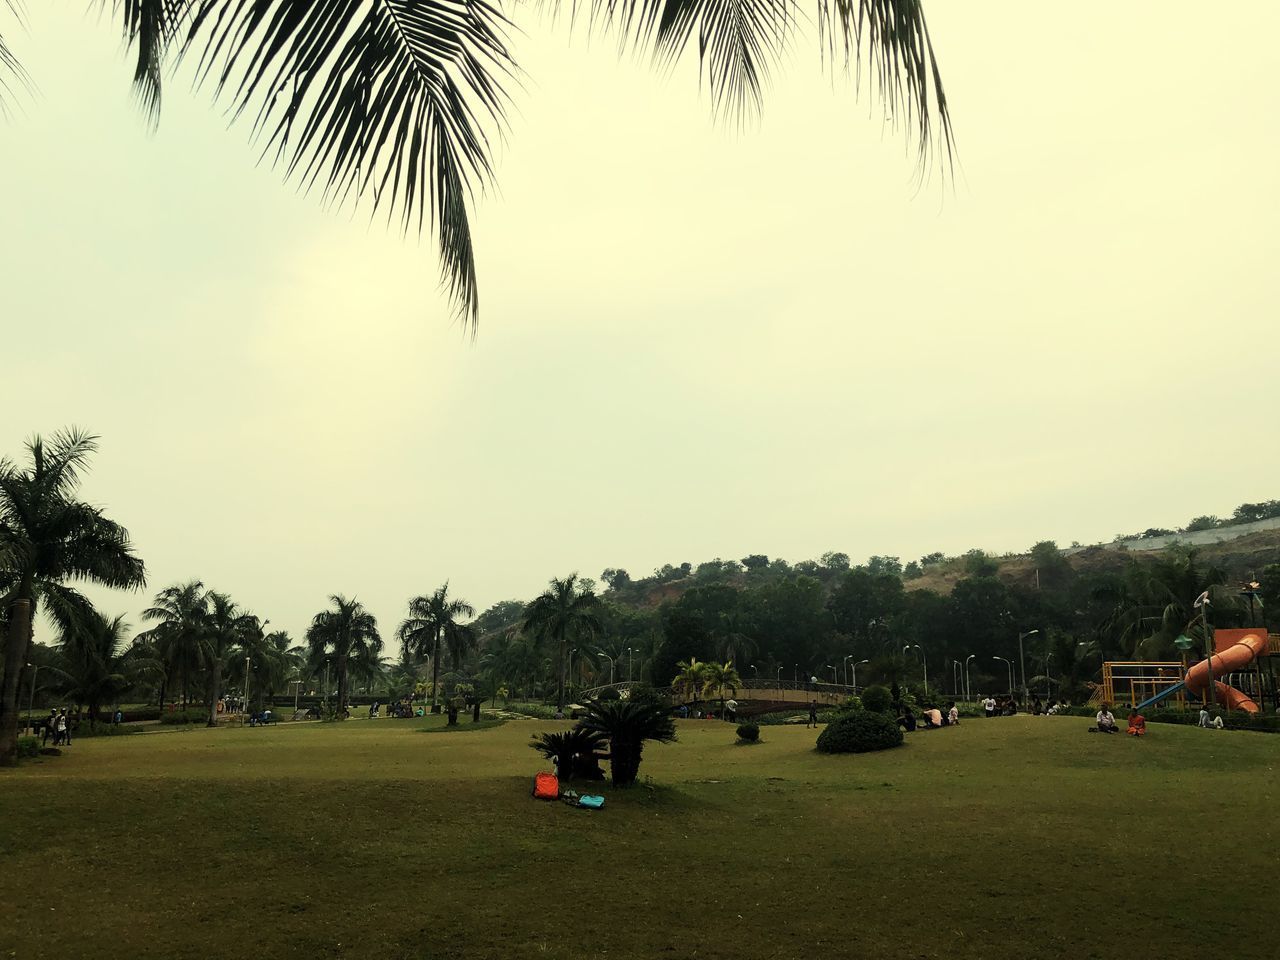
[1127,708,1146,737]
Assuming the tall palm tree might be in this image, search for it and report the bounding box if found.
[200,592,255,726]
[0,2,951,328]
[237,620,300,713]
[0,428,146,766]
[398,584,474,712]
[138,580,208,708]
[700,660,742,718]
[307,595,382,716]
[523,574,602,712]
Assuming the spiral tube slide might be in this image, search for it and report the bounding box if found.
[1184,632,1267,714]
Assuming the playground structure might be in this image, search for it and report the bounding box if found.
[1097,629,1280,714]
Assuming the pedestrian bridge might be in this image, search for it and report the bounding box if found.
[578,679,855,713]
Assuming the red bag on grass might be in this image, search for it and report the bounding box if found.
[532,771,559,800]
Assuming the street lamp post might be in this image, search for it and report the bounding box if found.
[1017,629,1039,703]
[776,665,783,686]
[598,652,615,684]
[852,659,869,693]
[913,644,928,697]
[627,647,634,683]
[323,658,331,717]
[827,664,837,684]
[1195,591,1215,708]
[243,656,251,719]
[965,654,976,702]
[993,656,1013,695]
[291,678,302,713]
[842,654,852,686]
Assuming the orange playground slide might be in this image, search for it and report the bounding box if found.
[1184,632,1267,714]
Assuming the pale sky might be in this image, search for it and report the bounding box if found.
[3,2,1277,648]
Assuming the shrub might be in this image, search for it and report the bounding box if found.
[736,722,760,743]
[839,695,863,712]
[815,709,903,754]
[17,736,40,759]
[159,709,210,725]
[860,685,892,714]
[578,698,677,786]
[598,687,621,701]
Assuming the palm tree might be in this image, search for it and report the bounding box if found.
[138,580,208,709]
[701,660,742,718]
[674,657,708,712]
[238,621,300,713]
[201,592,255,726]
[0,3,951,328]
[0,428,146,766]
[578,698,677,787]
[399,584,475,712]
[54,611,159,728]
[523,574,602,712]
[307,595,382,716]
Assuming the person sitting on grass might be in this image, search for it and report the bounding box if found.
[946,702,960,726]
[1032,696,1043,716]
[921,706,943,728]
[897,706,917,732]
[1095,703,1119,733]
[1127,708,1146,737]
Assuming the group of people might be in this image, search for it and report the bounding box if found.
[40,708,73,746]
[1092,703,1147,736]
[896,702,960,732]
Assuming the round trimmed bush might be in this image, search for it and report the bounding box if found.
[815,709,903,754]
[860,685,892,714]
[736,722,760,743]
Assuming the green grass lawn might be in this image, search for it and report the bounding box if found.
[2,716,1276,959]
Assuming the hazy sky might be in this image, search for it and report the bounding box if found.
[3,2,1277,648]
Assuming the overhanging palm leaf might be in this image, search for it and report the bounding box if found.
[89,0,949,328]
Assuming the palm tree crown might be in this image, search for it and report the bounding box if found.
[307,595,382,716]
[398,584,474,709]
[523,574,602,711]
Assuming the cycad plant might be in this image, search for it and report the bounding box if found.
[529,726,607,781]
[578,697,677,787]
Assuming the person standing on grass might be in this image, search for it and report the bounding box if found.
[55,709,69,746]
[807,701,818,728]
[983,696,996,718]
[947,702,959,726]
[43,709,56,745]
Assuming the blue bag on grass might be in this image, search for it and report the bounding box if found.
[578,795,604,809]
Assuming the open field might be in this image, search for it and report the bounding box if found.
[2,715,1277,960]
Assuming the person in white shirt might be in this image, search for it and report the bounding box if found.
[1095,704,1118,733]
[1198,707,1210,728]
[947,703,960,725]
[983,696,997,718]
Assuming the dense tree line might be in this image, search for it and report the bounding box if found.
[5,429,1277,767]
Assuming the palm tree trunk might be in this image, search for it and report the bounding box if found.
[0,598,34,767]
[206,669,219,727]
[430,629,442,713]
[556,631,566,712]
[337,662,349,717]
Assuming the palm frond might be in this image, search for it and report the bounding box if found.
[0,2,33,120]
[171,0,515,328]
